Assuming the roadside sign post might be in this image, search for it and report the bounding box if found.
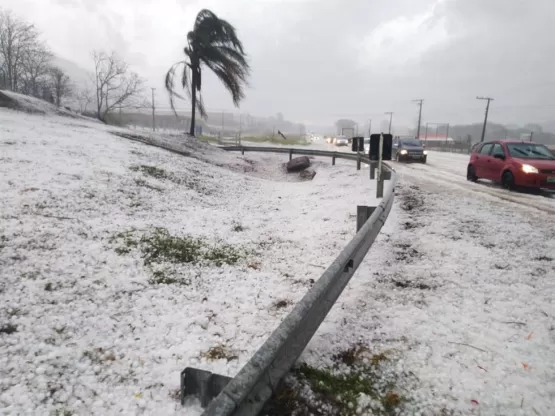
[368,133,391,187]
[376,133,384,198]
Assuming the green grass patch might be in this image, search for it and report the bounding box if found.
[110,228,252,284]
[130,165,169,180]
[264,345,406,416]
[129,164,212,194]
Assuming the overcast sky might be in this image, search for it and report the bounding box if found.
[3,0,554,130]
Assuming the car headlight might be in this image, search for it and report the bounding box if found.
[423,150,428,155]
[522,164,538,174]
[400,149,408,155]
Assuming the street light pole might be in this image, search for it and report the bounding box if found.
[385,112,393,134]
[368,119,372,137]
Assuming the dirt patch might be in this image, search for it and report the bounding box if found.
[392,279,434,290]
[201,344,238,362]
[394,246,421,262]
[399,189,424,212]
[402,221,422,230]
[274,299,291,310]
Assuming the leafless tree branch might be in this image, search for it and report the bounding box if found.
[0,10,42,92]
[91,50,145,121]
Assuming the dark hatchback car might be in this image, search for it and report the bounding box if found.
[393,137,427,163]
[467,140,555,191]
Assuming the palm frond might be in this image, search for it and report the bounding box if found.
[196,91,207,118]
[200,46,250,105]
[194,9,245,54]
[165,61,192,116]
[166,8,250,129]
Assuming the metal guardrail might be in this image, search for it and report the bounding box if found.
[218,135,242,146]
[222,145,366,162]
[185,145,397,416]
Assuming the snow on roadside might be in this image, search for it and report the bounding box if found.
[0,89,96,121]
[0,107,380,415]
[295,172,555,415]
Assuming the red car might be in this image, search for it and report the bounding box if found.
[467,140,555,190]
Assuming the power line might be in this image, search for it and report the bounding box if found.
[477,96,494,142]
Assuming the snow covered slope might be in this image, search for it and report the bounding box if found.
[0,100,381,415]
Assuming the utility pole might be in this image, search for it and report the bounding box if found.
[368,119,372,137]
[530,131,534,142]
[413,99,424,139]
[221,111,225,135]
[384,112,393,134]
[477,96,494,142]
[151,88,156,132]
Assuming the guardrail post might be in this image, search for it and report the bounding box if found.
[356,206,376,232]
[332,153,336,166]
[376,170,385,198]
[289,149,293,161]
[241,147,245,155]
[356,153,361,170]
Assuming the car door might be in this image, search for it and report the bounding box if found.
[474,142,493,177]
[485,143,506,181]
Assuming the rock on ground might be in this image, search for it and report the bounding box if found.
[286,156,310,172]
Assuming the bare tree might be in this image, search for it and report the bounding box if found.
[49,66,73,107]
[91,50,144,121]
[0,10,41,92]
[20,41,52,97]
[77,86,94,113]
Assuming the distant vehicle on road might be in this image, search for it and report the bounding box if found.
[393,137,427,163]
[467,139,555,191]
[334,135,348,146]
[326,136,334,144]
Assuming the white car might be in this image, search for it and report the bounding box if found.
[335,136,348,146]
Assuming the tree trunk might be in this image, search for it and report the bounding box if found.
[189,68,197,137]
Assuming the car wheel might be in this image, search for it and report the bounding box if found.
[467,165,478,182]
[421,156,427,164]
[502,170,515,190]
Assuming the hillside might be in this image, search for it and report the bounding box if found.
[0,91,381,415]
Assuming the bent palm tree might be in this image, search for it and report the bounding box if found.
[165,9,250,136]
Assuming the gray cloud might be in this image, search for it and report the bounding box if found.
[3,0,554,130]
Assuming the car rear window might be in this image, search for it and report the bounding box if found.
[480,143,493,155]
